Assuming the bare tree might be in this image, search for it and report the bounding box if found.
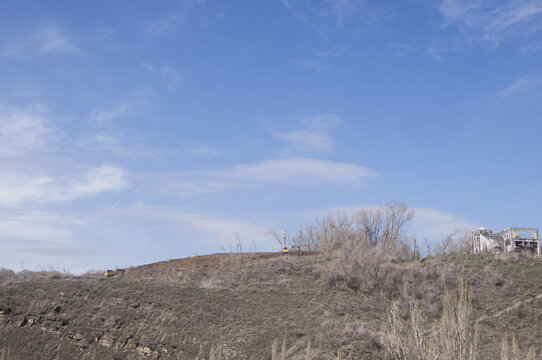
[436,228,474,255]
[437,230,459,255]
[234,232,243,254]
[290,225,306,252]
[315,214,345,251]
[356,207,384,246]
[423,238,432,258]
[412,238,420,260]
[355,202,414,249]
[305,224,316,251]
[265,228,287,249]
[381,202,415,249]
[293,224,319,252]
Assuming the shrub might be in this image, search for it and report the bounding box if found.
[0,268,15,283]
[382,279,478,360]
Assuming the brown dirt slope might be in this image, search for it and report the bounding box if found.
[0,252,541,359]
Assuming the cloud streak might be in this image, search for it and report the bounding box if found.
[1,24,79,57]
[409,207,476,241]
[272,114,342,154]
[0,106,50,158]
[146,15,183,34]
[0,165,127,205]
[288,58,329,72]
[105,204,273,250]
[496,72,542,99]
[93,104,130,123]
[0,105,128,206]
[0,208,75,244]
[143,63,182,90]
[282,0,364,30]
[436,0,542,47]
[153,157,376,197]
[38,25,80,54]
[91,89,154,123]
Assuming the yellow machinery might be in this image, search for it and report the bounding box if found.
[281,246,289,255]
[104,269,114,277]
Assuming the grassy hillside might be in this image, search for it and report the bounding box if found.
[1,252,541,359]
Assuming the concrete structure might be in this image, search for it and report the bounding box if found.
[472,226,540,256]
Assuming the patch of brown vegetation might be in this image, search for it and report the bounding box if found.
[1,252,541,359]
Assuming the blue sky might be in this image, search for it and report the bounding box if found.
[1,0,542,273]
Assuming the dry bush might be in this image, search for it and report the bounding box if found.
[525,347,537,360]
[382,280,478,360]
[270,337,288,360]
[209,344,226,360]
[0,269,73,282]
[435,228,473,256]
[268,336,315,360]
[500,334,537,360]
[45,271,62,280]
[0,345,12,360]
[355,202,414,250]
[325,244,390,291]
[307,202,416,291]
[383,300,427,360]
[0,268,15,283]
[270,202,417,293]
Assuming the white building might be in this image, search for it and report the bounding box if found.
[472,226,540,256]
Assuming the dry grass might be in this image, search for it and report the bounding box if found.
[2,250,542,359]
[500,334,538,360]
[0,268,73,284]
[383,280,478,360]
[0,345,11,360]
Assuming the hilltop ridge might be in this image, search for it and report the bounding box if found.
[1,252,542,359]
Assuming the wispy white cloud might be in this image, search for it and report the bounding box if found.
[388,42,421,57]
[425,36,462,61]
[288,58,329,72]
[0,107,129,271]
[145,0,226,34]
[0,208,75,244]
[0,105,128,206]
[0,105,50,158]
[435,0,542,50]
[272,114,342,154]
[496,72,542,98]
[79,134,135,158]
[315,45,360,58]
[0,206,100,273]
[38,25,80,54]
[274,130,334,153]
[223,158,370,185]
[282,0,364,30]
[93,103,129,123]
[409,207,476,241]
[1,24,79,57]
[146,15,183,34]
[143,63,182,90]
[67,165,127,200]
[175,212,270,248]
[0,165,127,205]
[105,204,273,250]
[153,157,376,197]
[0,206,96,273]
[188,141,221,156]
[91,89,154,123]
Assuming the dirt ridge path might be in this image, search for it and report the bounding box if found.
[479,292,542,322]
